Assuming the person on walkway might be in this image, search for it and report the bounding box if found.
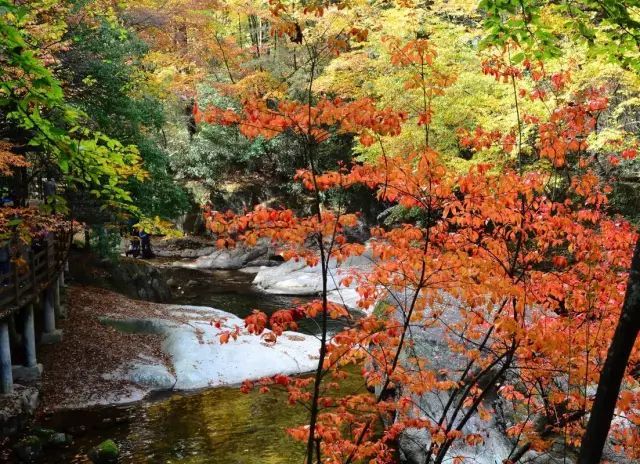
[125,228,141,258]
[140,229,154,259]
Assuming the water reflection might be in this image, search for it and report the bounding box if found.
[39,385,307,463]
[34,267,362,463]
[160,266,348,335]
[39,370,365,464]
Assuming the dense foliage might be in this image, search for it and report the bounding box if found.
[190,1,640,463]
[4,0,640,463]
[0,0,191,235]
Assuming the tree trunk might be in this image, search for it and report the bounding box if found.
[248,15,261,60]
[578,234,640,464]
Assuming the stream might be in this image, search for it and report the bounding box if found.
[31,265,362,464]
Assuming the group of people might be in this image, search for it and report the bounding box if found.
[0,177,57,209]
[125,227,154,259]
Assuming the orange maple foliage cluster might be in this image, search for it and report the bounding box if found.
[0,142,30,176]
[196,97,408,143]
[197,28,640,464]
[211,159,639,461]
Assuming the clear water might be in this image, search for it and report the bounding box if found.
[158,266,348,335]
[31,266,362,464]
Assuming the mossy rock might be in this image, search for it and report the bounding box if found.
[30,427,72,447]
[13,435,43,462]
[88,439,119,464]
[48,432,72,447]
[31,427,55,441]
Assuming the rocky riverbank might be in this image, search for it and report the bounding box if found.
[37,286,320,411]
[251,253,375,312]
[153,236,283,269]
[69,250,171,302]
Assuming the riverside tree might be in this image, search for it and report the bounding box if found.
[196,1,640,463]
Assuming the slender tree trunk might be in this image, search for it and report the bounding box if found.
[578,234,640,464]
[303,57,325,464]
[214,35,236,83]
[258,17,262,54]
[248,15,261,60]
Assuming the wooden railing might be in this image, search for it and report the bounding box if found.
[0,231,71,319]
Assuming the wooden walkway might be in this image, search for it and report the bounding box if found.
[0,232,71,320]
[0,230,71,394]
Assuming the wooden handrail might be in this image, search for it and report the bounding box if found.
[0,231,71,320]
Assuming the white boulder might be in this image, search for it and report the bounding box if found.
[104,304,321,395]
[178,244,273,270]
[252,252,373,311]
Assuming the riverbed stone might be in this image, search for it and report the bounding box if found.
[88,439,119,464]
[69,253,172,303]
[251,252,372,311]
[381,291,515,464]
[152,236,216,259]
[160,308,321,390]
[96,305,320,398]
[32,427,55,441]
[48,432,72,447]
[179,243,273,270]
[13,435,42,462]
[120,362,176,390]
[0,385,39,436]
[30,427,72,447]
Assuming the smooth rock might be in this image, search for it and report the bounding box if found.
[114,362,176,390]
[100,305,320,396]
[48,432,72,447]
[160,307,320,390]
[88,439,119,464]
[252,252,373,311]
[32,427,55,441]
[385,291,563,464]
[179,244,272,270]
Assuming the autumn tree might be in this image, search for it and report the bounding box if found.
[192,2,640,463]
[0,0,145,215]
[479,1,640,461]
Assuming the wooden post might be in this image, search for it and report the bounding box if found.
[47,235,54,273]
[42,288,55,334]
[23,304,36,368]
[0,321,13,394]
[53,277,61,318]
[29,250,36,291]
[41,287,62,344]
[12,258,20,305]
[8,313,21,347]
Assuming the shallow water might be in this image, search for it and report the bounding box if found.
[37,367,366,464]
[158,265,348,335]
[32,265,361,463]
[36,385,308,463]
